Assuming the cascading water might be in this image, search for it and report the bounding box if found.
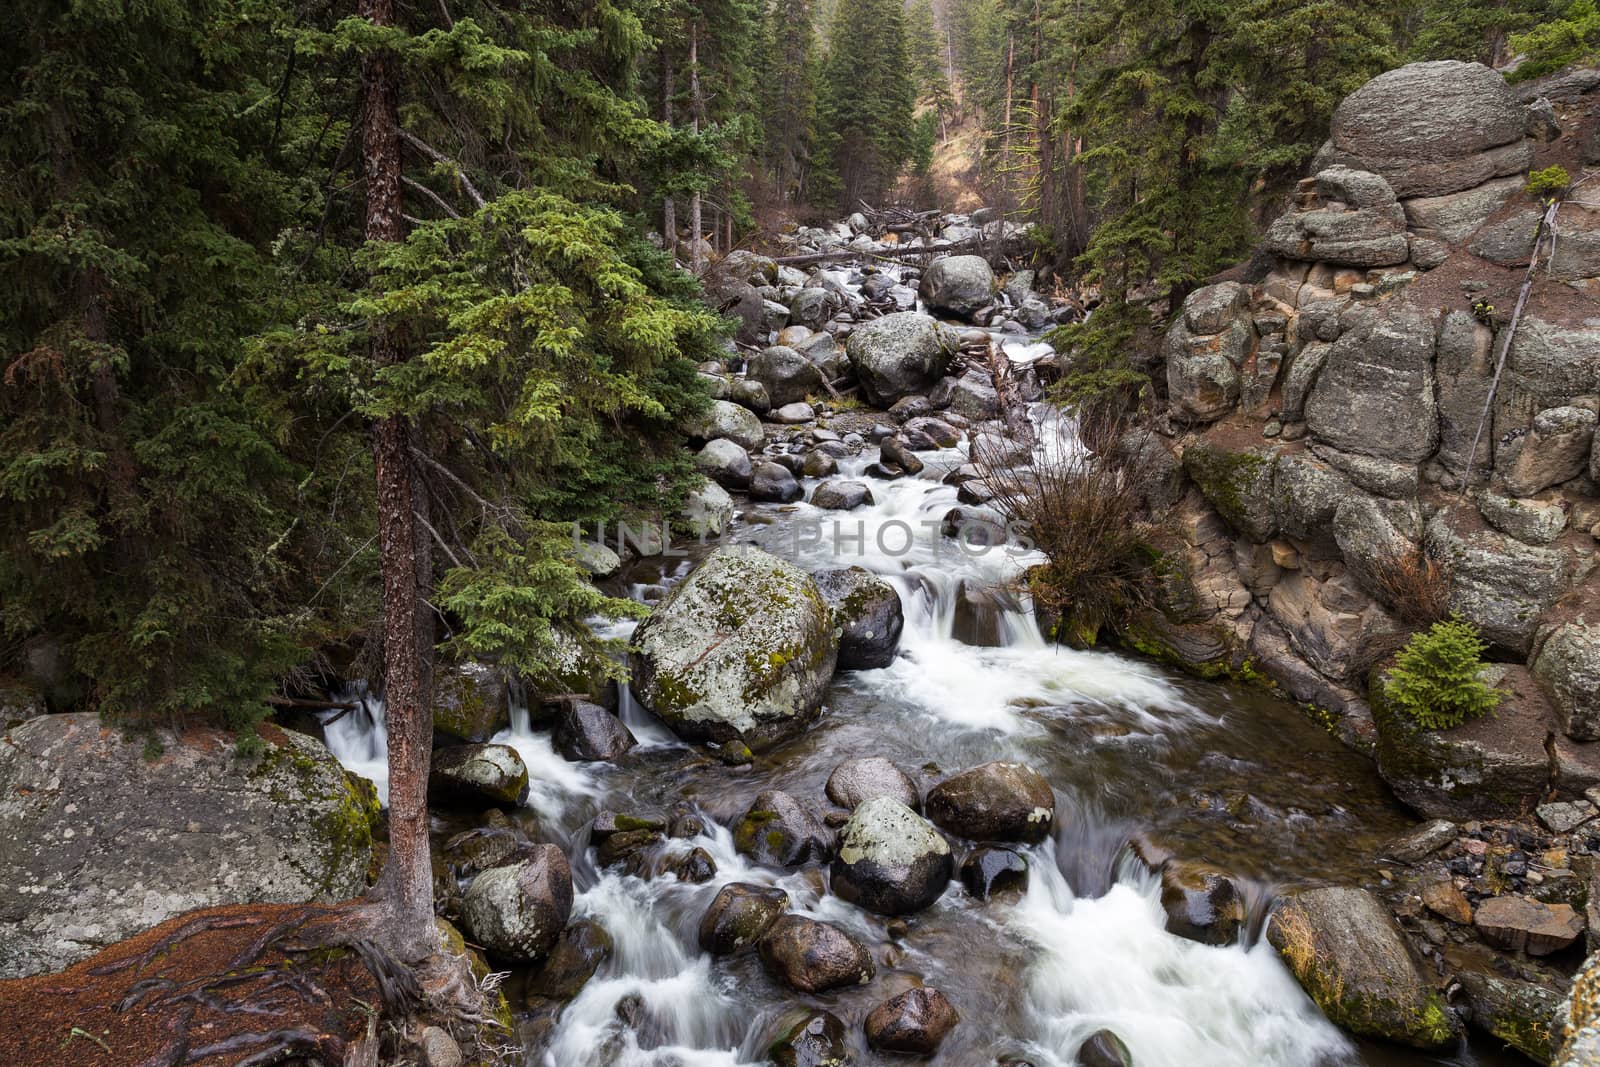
[320,260,1498,1067]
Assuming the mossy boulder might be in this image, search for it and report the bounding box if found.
[429,744,530,808]
[733,790,833,868]
[1371,664,1553,820]
[433,661,512,744]
[1457,970,1558,1061]
[459,844,573,964]
[812,566,904,670]
[1182,439,1279,542]
[698,882,789,955]
[1268,886,1460,1049]
[0,714,377,978]
[629,546,839,750]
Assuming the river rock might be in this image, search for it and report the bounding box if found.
[772,401,816,425]
[1268,886,1460,1049]
[826,756,921,812]
[685,399,765,450]
[846,312,954,406]
[831,796,953,915]
[881,435,926,475]
[812,479,874,511]
[750,346,826,407]
[553,701,636,762]
[759,914,875,993]
[698,882,789,955]
[936,371,1003,421]
[960,846,1029,899]
[681,479,735,538]
[0,714,378,979]
[903,416,961,449]
[789,287,839,332]
[695,438,753,490]
[525,918,613,999]
[1160,862,1245,946]
[813,566,904,669]
[1458,970,1561,1063]
[768,1009,849,1067]
[921,255,995,320]
[925,761,1056,844]
[731,377,771,413]
[734,790,833,868]
[460,845,574,964]
[1077,1030,1134,1067]
[433,661,513,743]
[1474,896,1585,955]
[1326,61,1532,197]
[430,744,530,807]
[750,460,804,503]
[1534,620,1600,741]
[629,546,837,749]
[801,450,838,478]
[864,987,959,1055]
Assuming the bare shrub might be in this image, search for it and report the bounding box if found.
[1366,547,1453,629]
[972,414,1170,641]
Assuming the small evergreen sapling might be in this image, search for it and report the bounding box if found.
[1383,616,1501,730]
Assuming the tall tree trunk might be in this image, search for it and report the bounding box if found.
[1002,29,1015,211]
[688,21,705,275]
[662,30,677,249]
[361,0,435,962]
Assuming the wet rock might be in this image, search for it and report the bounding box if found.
[0,714,378,979]
[864,987,959,1055]
[812,480,874,511]
[1326,61,1531,197]
[1474,895,1585,955]
[1159,862,1245,945]
[768,1009,849,1067]
[698,882,789,955]
[433,661,513,743]
[881,436,926,475]
[846,312,955,406]
[920,255,996,321]
[801,450,838,478]
[629,546,837,750]
[590,810,666,842]
[941,505,1008,547]
[460,845,574,964]
[1267,886,1460,1049]
[759,914,875,993]
[1534,620,1600,742]
[1380,819,1458,864]
[595,827,663,868]
[553,701,636,762]
[430,744,530,808]
[813,566,904,670]
[750,346,826,407]
[1076,1030,1134,1067]
[903,416,960,449]
[826,756,921,812]
[751,460,805,503]
[734,790,833,868]
[684,399,765,450]
[674,846,718,883]
[1458,970,1560,1064]
[831,796,953,915]
[959,846,1029,900]
[525,918,613,999]
[695,438,753,490]
[925,761,1056,844]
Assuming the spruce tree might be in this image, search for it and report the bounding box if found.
[814,0,918,209]
[759,0,821,204]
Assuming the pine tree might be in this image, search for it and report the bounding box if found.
[815,0,918,209]
[759,0,821,203]
[907,0,957,128]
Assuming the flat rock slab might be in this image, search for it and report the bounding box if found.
[1474,896,1585,956]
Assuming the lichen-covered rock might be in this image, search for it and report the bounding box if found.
[733,790,833,868]
[788,287,839,332]
[1262,167,1410,266]
[683,399,765,450]
[629,546,838,749]
[1458,970,1559,1064]
[831,796,952,915]
[1535,619,1600,741]
[1166,287,1254,423]
[920,255,995,320]
[1477,491,1567,545]
[695,438,753,490]
[1268,886,1460,1049]
[0,714,377,978]
[1501,405,1598,497]
[1182,440,1279,542]
[811,479,873,511]
[1424,507,1573,655]
[460,845,573,964]
[1305,303,1438,464]
[749,346,826,407]
[680,479,735,539]
[430,744,530,808]
[433,661,512,743]
[1372,663,1554,819]
[1434,310,1496,477]
[864,987,960,1055]
[826,756,921,812]
[1326,61,1531,197]
[925,761,1056,844]
[846,312,955,406]
[1273,451,1351,541]
[813,566,904,670]
[1555,951,1600,1067]
[698,882,789,955]
[759,914,875,993]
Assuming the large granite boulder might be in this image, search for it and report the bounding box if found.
[1262,167,1410,267]
[812,566,904,670]
[629,546,838,749]
[1402,175,1523,244]
[1325,61,1532,197]
[1424,506,1573,656]
[846,312,954,407]
[749,346,825,407]
[830,796,953,915]
[920,255,995,320]
[683,399,765,451]
[1268,886,1461,1049]
[459,845,574,964]
[1305,302,1438,464]
[433,661,512,743]
[925,761,1056,844]
[430,743,530,808]
[0,714,377,978]
[1534,619,1600,741]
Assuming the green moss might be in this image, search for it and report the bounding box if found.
[1183,443,1275,537]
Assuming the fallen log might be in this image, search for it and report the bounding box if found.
[770,235,1027,268]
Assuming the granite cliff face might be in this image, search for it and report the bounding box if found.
[1134,59,1600,817]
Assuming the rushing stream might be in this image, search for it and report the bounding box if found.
[323,262,1522,1067]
